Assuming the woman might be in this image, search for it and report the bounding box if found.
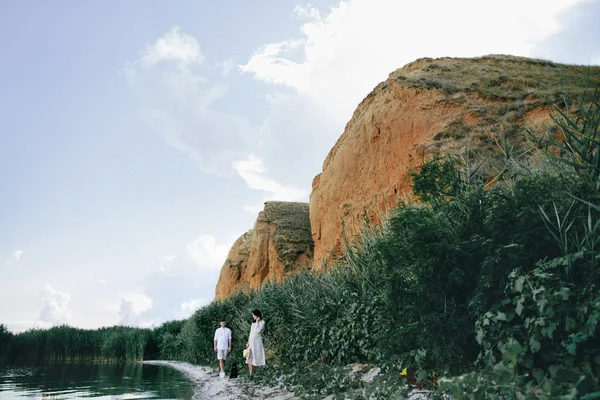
[245,309,265,376]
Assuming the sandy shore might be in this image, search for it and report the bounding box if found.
[143,360,296,400]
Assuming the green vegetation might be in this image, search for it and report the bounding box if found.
[396,55,600,103]
[2,325,153,363]
[3,81,600,399]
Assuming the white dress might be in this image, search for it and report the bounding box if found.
[247,320,265,366]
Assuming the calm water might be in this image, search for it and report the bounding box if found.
[0,362,194,399]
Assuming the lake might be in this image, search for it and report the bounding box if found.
[0,362,194,399]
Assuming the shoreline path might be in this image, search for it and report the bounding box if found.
[143,360,296,400]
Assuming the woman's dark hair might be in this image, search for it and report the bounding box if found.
[252,309,262,319]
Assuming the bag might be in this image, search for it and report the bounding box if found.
[229,362,238,378]
[243,348,249,359]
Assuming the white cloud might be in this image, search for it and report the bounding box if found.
[118,299,136,326]
[139,26,204,68]
[294,4,322,20]
[185,235,230,270]
[109,238,228,327]
[126,252,223,326]
[5,249,24,267]
[125,25,331,198]
[219,59,236,77]
[126,26,257,176]
[118,293,153,326]
[240,39,308,88]
[242,0,584,125]
[232,155,308,203]
[152,254,179,272]
[38,284,72,325]
[13,249,23,261]
[162,255,178,262]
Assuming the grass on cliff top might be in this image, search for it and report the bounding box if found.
[262,201,314,269]
[392,55,600,104]
[381,55,600,185]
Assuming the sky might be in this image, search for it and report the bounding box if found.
[1,0,599,333]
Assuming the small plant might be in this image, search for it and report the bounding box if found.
[549,88,600,190]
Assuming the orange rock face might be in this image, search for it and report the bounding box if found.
[214,231,252,300]
[310,85,464,264]
[215,55,599,295]
[214,202,313,301]
[309,55,594,266]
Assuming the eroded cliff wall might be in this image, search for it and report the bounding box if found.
[215,55,600,295]
[310,55,598,265]
[214,201,313,300]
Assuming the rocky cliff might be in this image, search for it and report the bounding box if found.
[215,55,600,296]
[310,55,600,265]
[214,201,313,300]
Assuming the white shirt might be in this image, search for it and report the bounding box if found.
[214,327,232,350]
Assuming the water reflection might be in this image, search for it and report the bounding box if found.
[0,362,194,399]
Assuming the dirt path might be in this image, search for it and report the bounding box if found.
[143,360,296,400]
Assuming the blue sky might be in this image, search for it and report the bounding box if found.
[1,0,599,332]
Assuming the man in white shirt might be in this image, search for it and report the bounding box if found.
[213,319,232,378]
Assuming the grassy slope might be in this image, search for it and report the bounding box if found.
[386,55,600,176]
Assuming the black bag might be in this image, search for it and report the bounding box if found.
[229,362,238,378]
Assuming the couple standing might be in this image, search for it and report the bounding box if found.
[213,309,265,378]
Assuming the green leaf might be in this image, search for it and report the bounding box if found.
[567,342,578,355]
[559,286,571,300]
[476,328,484,345]
[516,296,525,316]
[580,393,600,400]
[529,337,541,353]
[514,276,526,293]
[566,317,577,331]
[494,312,508,322]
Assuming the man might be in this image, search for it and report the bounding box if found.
[213,319,232,378]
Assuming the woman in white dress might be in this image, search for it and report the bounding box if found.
[246,309,265,376]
